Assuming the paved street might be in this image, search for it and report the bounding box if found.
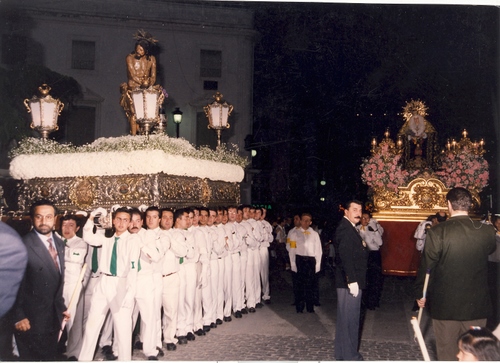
[97,264,437,361]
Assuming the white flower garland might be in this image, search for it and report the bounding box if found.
[9,135,247,183]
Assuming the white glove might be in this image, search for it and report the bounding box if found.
[348,282,359,297]
[291,264,297,273]
[75,210,88,217]
[110,204,122,213]
[138,204,148,213]
[90,207,107,218]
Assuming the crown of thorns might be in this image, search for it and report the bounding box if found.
[133,29,158,45]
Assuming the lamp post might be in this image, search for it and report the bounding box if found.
[172,107,183,138]
[204,92,233,148]
[24,84,64,140]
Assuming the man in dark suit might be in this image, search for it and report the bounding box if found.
[0,222,27,360]
[334,200,368,361]
[415,187,496,361]
[13,199,69,361]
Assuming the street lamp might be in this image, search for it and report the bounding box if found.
[24,84,64,140]
[204,92,233,148]
[172,107,183,138]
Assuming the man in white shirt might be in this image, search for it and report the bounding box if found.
[240,205,261,313]
[288,213,322,313]
[228,206,244,318]
[158,208,189,351]
[256,208,273,304]
[58,215,88,360]
[129,208,161,360]
[198,207,216,331]
[79,207,140,361]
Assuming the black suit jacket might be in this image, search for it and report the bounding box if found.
[14,230,66,333]
[334,217,368,289]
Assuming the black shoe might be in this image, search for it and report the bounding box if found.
[101,345,113,355]
[177,336,188,345]
[241,308,248,314]
[148,356,158,360]
[134,341,143,350]
[166,343,176,351]
[105,353,118,361]
[264,299,271,304]
[210,322,217,328]
[67,356,78,361]
[256,302,264,308]
[216,318,223,325]
[307,309,315,313]
[223,316,232,322]
[186,332,196,341]
[156,347,164,357]
[203,325,211,332]
[234,311,242,318]
[195,328,206,336]
[248,307,256,313]
[314,302,321,307]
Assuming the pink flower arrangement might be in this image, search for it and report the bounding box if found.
[361,151,414,193]
[435,148,489,192]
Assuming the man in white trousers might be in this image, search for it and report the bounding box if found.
[144,206,166,357]
[158,208,190,351]
[175,208,199,344]
[228,206,243,318]
[208,207,226,326]
[256,208,273,304]
[198,207,216,332]
[79,207,139,361]
[58,215,88,360]
[236,207,249,314]
[221,208,235,322]
[240,205,261,313]
[129,209,161,360]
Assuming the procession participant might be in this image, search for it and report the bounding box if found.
[129,208,161,360]
[414,215,438,252]
[175,208,199,344]
[415,187,496,361]
[228,206,244,318]
[257,207,273,304]
[189,207,209,335]
[221,207,235,322]
[289,213,322,313]
[356,212,384,310]
[14,200,69,361]
[144,206,165,356]
[240,205,261,313]
[158,208,188,351]
[198,207,216,331]
[58,215,88,360]
[212,207,228,325]
[286,214,302,304]
[82,244,115,360]
[79,207,139,361]
[247,206,264,308]
[236,206,250,314]
[0,222,26,361]
[334,200,368,361]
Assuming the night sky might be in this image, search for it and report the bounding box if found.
[243,2,499,217]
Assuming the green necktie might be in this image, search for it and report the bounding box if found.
[64,238,68,246]
[91,247,98,273]
[110,237,119,276]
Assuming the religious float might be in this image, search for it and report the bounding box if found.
[360,100,489,276]
[7,31,246,217]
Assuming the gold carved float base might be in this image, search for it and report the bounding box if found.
[372,177,481,221]
[17,173,241,212]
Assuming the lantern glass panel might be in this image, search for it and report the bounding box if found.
[145,92,157,119]
[30,101,42,127]
[42,101,57,127]
[132,91,145,119]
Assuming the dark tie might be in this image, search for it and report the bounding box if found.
[91,247,99,273]
[110,237,119,276]
[47,237,60,271]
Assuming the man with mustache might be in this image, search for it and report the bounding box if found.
[334,200,368,361]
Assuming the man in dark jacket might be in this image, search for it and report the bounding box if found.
[14,199,69,361]
[334,200,368,361]
[415,187,496,361]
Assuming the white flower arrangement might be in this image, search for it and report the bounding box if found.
[9,135,248,183]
